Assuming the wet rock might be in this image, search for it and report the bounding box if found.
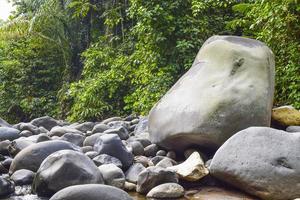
[146,183,184,199]
[98,164,125,189]
[168,152,209,181]
[94,134,133,169]
[33,150,103,197]
[210,127,300,200]
[49,184,133,200]
[136,166,178,194]
[9,140,80,173]
[11,169,35,185]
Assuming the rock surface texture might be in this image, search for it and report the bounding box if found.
[209,127,300,200]
[33,150,104,197]
[149,35,275,150]
[49,184,133,200]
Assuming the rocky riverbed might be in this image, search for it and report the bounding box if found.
[0,36,300,200]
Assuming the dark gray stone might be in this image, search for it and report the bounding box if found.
[144,144,159,157]
[104,126,129,140]
[49,184,133,200]
[210,127,300,200]
[31,116,58,131]
[33,150,104,197]
[136,166,178,194]
[0,176,14,197]
[0,127,20,141]
[9,140,80,173]
[73,122,95,132]
[94,134,133,169]
[91,123,109,134]
[59,133,85,146]
[128,141,144,156]
[286,126,300,133]
[83,132,105,146]
[92,154,122,168]
[11,169,35,185]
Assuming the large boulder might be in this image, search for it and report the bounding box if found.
[148,36,275,150]
[33,150,104,197]
[49,184,133,200]
[9,140,80,173]
[0,127,20,141]
[209,127,300,200]
[94,134,133,169]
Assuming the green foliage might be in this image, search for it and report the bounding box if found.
[0,0,299,123]
[229,0,300,109]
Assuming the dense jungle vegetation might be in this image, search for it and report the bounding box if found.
[0,0,299,123]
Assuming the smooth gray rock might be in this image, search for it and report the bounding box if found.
[134,117,148,135]
[92,154,122,168]
[0,140,11,155]
[125,163,146,184]
[102,117,123,124]
[49,126,83,137]
[31,116,58,131]
[33,150,104,197]
[72,122,95,132]
[17,123,40,135]
[91,123,110,134]
[0,176,14,197]
[128,141,144,156]
[85,151,99,159]
[0,127,20,141]
[98,164,125,189]
[83,132,105,146]
[210,127,300,200]
[144,144,159,157]
[149,36,275,150]
[104,126,129,140]
[94,134,133,169]
[9,140,80,173]
[146,183,184,199]
[11,169,35,185]
[286,126,300,133]
[59,133,85,146]
[49,184,133,200]
[136,166,178,194]
[8,139,34,156]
